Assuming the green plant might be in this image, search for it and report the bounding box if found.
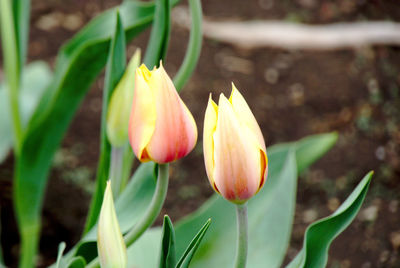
[0,0,372,267]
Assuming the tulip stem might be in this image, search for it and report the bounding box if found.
[124,163,169,245]
[234,203,248,268]
[87,163,169,268]
[109,146,125,198]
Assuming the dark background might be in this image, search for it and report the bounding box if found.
[1,0,400,267]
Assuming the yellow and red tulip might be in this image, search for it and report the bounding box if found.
[129,63,197,163]
[203,84,268,204]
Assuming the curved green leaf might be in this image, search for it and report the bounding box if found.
[159,216,176,268]
[83,10,127,233]
[56,242,66,268]
[67,257,86,268]
[295,132,338,173]
[286,171,373,268]
[175,219,211,268]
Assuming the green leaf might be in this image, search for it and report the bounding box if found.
[286,171,373,268]
[84,10,127,234]
[295,132,338,173]
[13,1,176,266]
[67,257,86,268]
[143,0,171,67]
[126,133,337,268]
[12,0,30,71]
[56,242,66,268]
[159,216,176,268]
[0,61,52,163]
[266,132,338,175]
[0,0,23,151]
[175,219,211,268]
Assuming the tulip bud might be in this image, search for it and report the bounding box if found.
[203,84,268,204]
[106,49,141,147]
[129,62,197,163]
[97,181,127,268]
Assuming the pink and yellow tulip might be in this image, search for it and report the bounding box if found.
[203,84,268,203]
[129,63,197,164]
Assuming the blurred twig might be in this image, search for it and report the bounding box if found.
[173,7,400,50]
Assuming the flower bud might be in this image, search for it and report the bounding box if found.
[129,62,197,163]
[203,84,268,204]
[107,49,141,147]
[97,181,127,268]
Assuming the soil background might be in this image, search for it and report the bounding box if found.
[1,0,400,267]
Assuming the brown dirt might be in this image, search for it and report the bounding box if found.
[1,0,400,267]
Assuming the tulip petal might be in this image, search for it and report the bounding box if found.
[229,83,266,151]
[145,64,197,163]
[213,94,264,203]
[203,95,218,191]
[97,181,127,268]
[129,65,156,162]
[107,49,141,147]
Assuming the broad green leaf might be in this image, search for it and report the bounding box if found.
[126,133,337,268]
[159,216,176,268]
[175,219,211,268]
[268,132,338,174]
[14,1,179,266]
[295,132,338,173]
[67,257,86,268]
[143,0,171,67]
[0,61,52,163]
[84,10,127,233]
[127,228,163,267]
[286,171,373,268]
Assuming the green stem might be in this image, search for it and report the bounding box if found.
[109,146,124,198]
[124,163,169,244]
[19,224,39,268]
[234,203,248,268]
[173,0,203,92]
[87,163,169,268]
[0,0,23,154]
[120,143,135,193]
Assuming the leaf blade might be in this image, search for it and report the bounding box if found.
[286,171,373,268]
[159,216,176,268]
[175,219,211,268]
[83,10,127,234]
